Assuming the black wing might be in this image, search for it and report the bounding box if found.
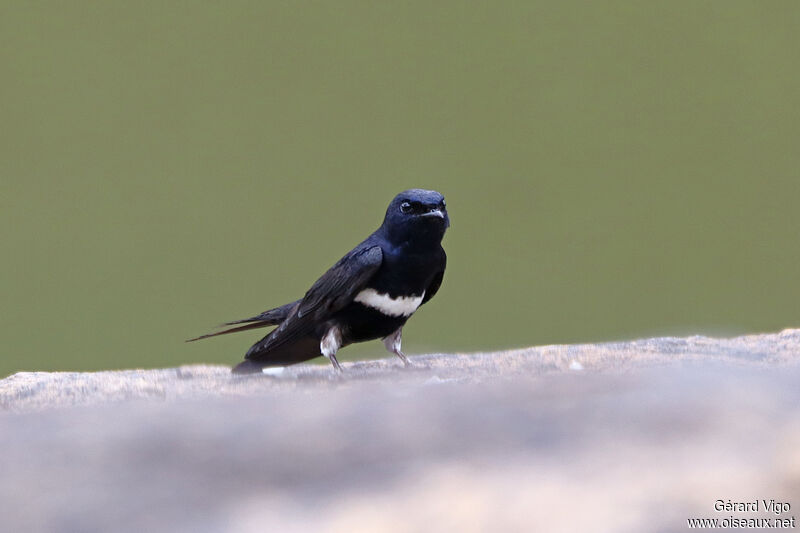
[421,250,446,305]
[245,245,383,359]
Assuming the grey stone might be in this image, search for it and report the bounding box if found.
[1,330,799,532]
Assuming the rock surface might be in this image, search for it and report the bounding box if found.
[2,331,800,532]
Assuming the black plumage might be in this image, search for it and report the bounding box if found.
[188,189,449,374]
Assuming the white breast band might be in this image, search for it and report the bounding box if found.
[354,288,424,317]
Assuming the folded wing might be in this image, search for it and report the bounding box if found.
[245,245,384,360]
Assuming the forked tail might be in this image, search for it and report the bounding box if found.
[186,300,300,342]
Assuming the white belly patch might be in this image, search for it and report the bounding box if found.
[354,288,424,317]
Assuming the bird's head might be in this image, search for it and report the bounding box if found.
[380,189,449,247]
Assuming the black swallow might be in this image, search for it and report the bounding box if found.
[189,189,449,374]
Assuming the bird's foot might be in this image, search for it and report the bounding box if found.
[328,354,344,373]
[395,351,414,368]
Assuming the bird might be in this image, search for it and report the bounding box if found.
[188,189,449,374]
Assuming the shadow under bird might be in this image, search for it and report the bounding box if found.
[188,189,449,374]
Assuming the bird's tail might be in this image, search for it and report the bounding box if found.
[186,321,274,342]
[186,300,300,342]
[231,359,265,374]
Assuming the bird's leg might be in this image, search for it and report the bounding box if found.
[328,353,343,372]
[321,326,344,372]
[383,328,412,367]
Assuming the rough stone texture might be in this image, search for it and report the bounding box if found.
[1,330,800,532]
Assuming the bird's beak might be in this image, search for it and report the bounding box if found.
[421,209,445,219]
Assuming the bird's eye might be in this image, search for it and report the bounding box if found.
[400,201,412,213]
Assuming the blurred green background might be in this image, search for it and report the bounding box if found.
[2,2,799,377]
